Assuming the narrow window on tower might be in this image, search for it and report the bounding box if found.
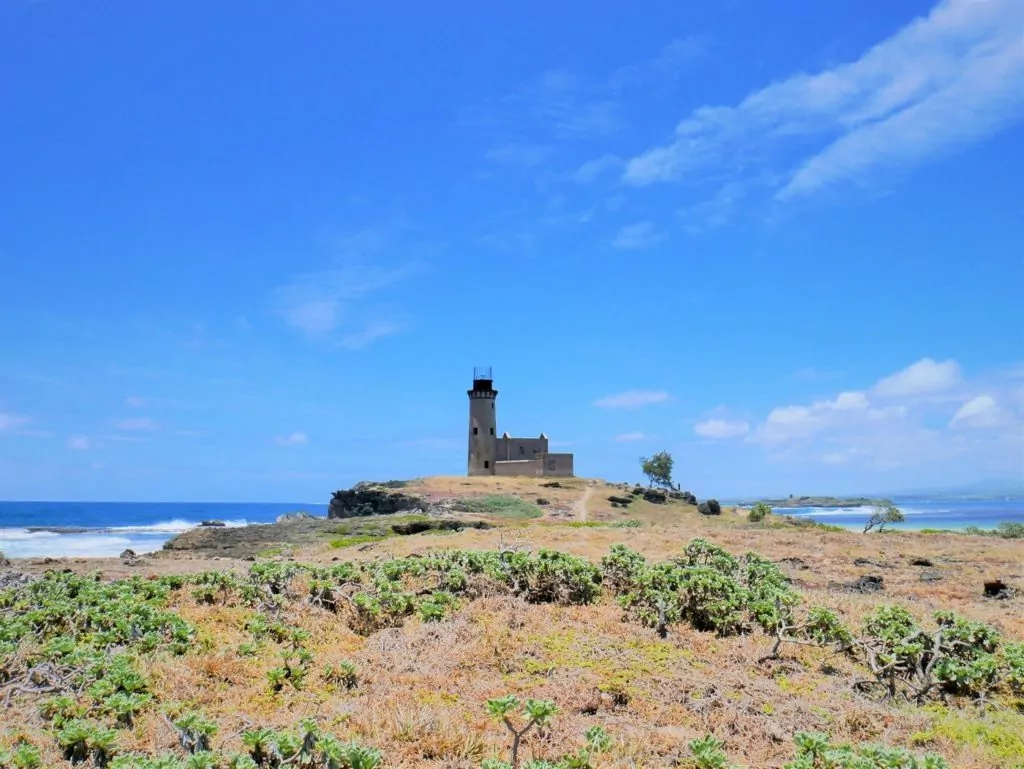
[484,461,490,469]
[473,427,478,435]
[490,427,494,435]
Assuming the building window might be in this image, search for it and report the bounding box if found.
[519,446,525,456]
[473,427,478,435]
[490,427,494,435]
[484,461,490,469]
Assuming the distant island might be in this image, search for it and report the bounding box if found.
[750,495,893,509]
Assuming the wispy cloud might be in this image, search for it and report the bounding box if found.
[125,395,149,408]
[614,431,649,443]
[623,0,1024,202]
[611,221,664,250]
[609,36,708,91]
[114,417,160,431]
[274,227,422,345]
[594,390,671,409]
[67,436,92,451]
[0,412,28,432]
[338,321,406,350]
[274,431,308,447]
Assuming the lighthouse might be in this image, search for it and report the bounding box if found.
[467,366,498,475]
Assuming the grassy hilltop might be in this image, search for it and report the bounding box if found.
[1,475,1022,768]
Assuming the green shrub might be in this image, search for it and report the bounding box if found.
[748,502,772,523]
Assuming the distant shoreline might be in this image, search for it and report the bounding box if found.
[747,496,893,509]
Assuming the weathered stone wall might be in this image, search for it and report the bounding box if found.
[494,458,545,477]
[542,452,574,477]
[494,435,548,462]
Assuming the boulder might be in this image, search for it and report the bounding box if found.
[535,498,550,506]
[200,520,226,527]
[120,549,140,566]
[984,579,1015,599]
[328,482,427,519]
[697,499,722,516]
[277,511,317,523]
[643,489,668,504]
[541,481,563,489]
[631,486,645,496]
[608,495,633,506]
[909,557,934,567]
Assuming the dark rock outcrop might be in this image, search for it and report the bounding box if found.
[200,520,226,527]
[328,483,427,519]
[390,520,492,535]
[643,489,668,504]
[909,557,934,567]
[120,549,139,566]
[831,575,884,593]
[535,498,550,506]
[608,495,633,506]
[669,490,698,505]
[697,499,722,516]
[541,481,563,489]
[984,579,1015,599]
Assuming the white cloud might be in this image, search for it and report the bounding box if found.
[950,394,1006,428]
[873,358,961,397]
[614,431,649,443]
[114,417,160,431]
[694,418,750,439]
[611,221,664,250]
[594,390,671,409]
[274,431,308,447]
[68,436,92,451]
[623,0,1024,201]
[125,396,148,408]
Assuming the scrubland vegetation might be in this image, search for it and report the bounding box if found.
[3,522,1023,768]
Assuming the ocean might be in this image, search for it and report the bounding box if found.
[0,501,327,559]
[775,496,1024,532]
[1,497,1022,559]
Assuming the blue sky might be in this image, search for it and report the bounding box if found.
[1,0,1022,502]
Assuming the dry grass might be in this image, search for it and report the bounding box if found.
[5,476,1023,767]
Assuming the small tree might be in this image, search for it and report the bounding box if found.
[862,504,904,534]
[748,502,771,523]
[485,695,558,768]
[640,451,674,489]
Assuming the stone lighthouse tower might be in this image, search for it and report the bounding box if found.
[467,366,497,475]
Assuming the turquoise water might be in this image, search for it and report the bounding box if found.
[777,496,1024,531]
[0,501,326,558]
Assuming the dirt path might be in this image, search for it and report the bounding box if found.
[574,483,595,522]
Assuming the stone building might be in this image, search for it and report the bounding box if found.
[467,367,574,477]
